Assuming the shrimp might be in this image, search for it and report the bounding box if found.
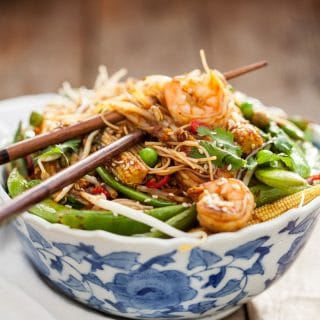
[164,69,231,127]
[196,178,255,232]
[164,69,264,154]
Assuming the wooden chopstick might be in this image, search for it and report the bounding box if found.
[0,60,268,166]
[0,111,124,165]
[223,60,268,80]
[0,130,144,223]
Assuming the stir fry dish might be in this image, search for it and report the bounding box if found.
[6,55,320,238]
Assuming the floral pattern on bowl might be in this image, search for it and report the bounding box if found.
[12,204,319,319]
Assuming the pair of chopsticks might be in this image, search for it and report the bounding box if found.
[0,60,267,223]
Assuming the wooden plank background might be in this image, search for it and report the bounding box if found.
[0,1,319,319]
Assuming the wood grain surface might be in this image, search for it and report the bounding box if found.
[0,1,319,319]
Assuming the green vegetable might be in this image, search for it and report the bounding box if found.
[238,101,270,128]
[14,121,24,142]
[278,119,305,140]
[144,205,197,238]
[288,116,309,131]
[7,169,185,235]
[250,184,308,207]
[65,195,85,209]
[268,123,310,178]
[251,112,270,129]
[190,127,246,170]
[268,122,292,153]
[256,150,294,170]
[139,147,158,167]
[96,167,175,207]
[37,139,81,162]
[239,102,254,119]
[289,143,310,178]
[10,122,28,177]
[301,141,320,173]
[61,205,187,235]
[255,168,307,189]
[29,111,43,127]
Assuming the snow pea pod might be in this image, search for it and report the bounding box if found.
[288,116,309,131]
[255,168,308,189]
[144,205,197,238]
[250,184,308,207]
[7,169,186,235]
[60,205,187,235]
[96,166,175,207]
[277,119,305,140]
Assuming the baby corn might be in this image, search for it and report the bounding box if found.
[248,184,320,225]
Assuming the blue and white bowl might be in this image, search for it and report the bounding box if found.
[0,95,319,320]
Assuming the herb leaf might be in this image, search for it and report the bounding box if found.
[268,122,293,153]
[268,122,310,178]
[37,139,81,162]
[190,127,246,170]
[197,127,242,156]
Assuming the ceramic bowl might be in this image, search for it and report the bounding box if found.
[0,95,319,320]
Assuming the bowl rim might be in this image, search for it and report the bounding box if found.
[0,93,320,246]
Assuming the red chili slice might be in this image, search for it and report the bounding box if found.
[146,175,170,189]
[308,174,320,184]
[92,186,110,198]
[190,120,209,134]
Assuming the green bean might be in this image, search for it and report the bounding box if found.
[250,184,308,207]
[7,169,184,235]
[143,205,197,238]
[255,168,307,189]
[96,166,175,207]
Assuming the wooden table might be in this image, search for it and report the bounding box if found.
[0,1,319,319]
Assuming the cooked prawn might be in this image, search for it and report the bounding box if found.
[164,70,263,154]
[196,178,255,232]
[164,69,231,127]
